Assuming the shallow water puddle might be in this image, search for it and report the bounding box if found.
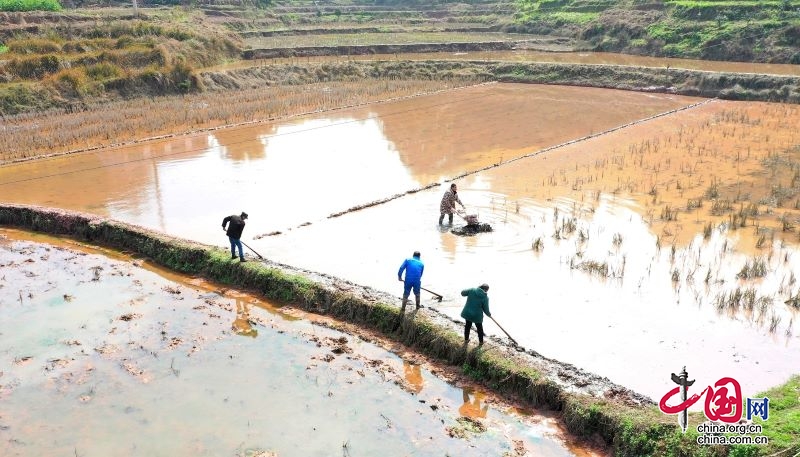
[0,233,599,457]
[0,83,699,242]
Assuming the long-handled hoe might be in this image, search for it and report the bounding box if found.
[222,229,265,260]
[489,316,525,352]
[397,278,443,302]
[421,286,443,302]
[241,240,265,260]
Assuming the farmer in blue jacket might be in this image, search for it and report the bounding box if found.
[461,284,491,346]
[398,251,424,312]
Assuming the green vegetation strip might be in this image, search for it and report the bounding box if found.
[0,203,797,456]
[0,0,60,12]
[517,0,800,63]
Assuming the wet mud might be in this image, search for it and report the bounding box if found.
[451,223,494,237]
[0,232,601,457]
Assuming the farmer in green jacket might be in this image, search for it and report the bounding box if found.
[460,284,491,346]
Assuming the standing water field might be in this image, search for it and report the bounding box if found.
[0,230,597,456]
[1,82,799,443]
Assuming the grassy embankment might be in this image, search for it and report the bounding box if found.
[515,0,800,63]
[218,0,515,34]
[0,8,240,115]
[0,204,797,456]
[756,377,800,453]
[214,0,573,54]
[190,0,800,63]
[212,1,800,102]
[3,1,800,120]
[200,59,800,102]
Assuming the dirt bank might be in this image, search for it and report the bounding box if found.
[200,60,800,104]
[242,39,572,58]
[0,203,717,456]
[238,26,500,38]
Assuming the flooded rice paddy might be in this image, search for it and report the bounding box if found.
[0,231,596,456]
[1,83,799,402]
[0,84,694,238]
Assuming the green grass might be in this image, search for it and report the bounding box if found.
[747,375,800,452]
[546,11,599,24]
[516,0,800,61]
[0,0,61,11]
[666,0,797,6]
[0,82,56,114]
[0,44,8,54]
[649,16,789,57]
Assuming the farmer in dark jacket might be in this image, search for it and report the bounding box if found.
[222,212,248,262]
[460,283,491,346]
[439,183,465,225]
[398,251,424,312]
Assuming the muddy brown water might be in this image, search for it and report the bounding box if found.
[1,83,798,401]
[210,50,800,77]
[0,232,599,457]
[0,83,695,238]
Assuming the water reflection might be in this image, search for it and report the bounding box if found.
[213,125,272,162]
[233,299,259,338]
[0,116,419,241]
[402,361,424,394]
[459,388,489,419]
